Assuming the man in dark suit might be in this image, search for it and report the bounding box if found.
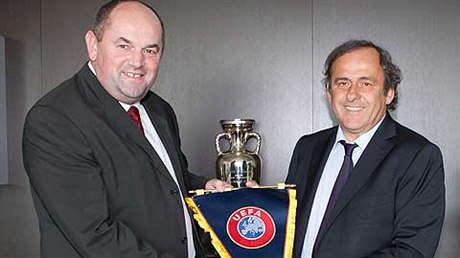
[286,40,445,258]
[22,1,230,257]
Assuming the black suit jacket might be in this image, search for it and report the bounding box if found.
[23,65,208,258]
[286,115,445,258]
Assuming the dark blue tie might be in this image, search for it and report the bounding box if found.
[313,140,358,257]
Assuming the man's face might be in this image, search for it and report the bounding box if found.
[85,2,163,104]
[327,47,394,141]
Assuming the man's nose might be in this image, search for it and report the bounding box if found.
[128,50,144,68]
[346,83,360,101]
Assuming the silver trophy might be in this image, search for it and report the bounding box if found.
[215,119,261,188]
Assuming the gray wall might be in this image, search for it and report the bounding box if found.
[0,36,8,184]
[0,0,42,257]
[0,0,458,257]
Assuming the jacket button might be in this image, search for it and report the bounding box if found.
[181,237,187,244]
[170,188,179,196]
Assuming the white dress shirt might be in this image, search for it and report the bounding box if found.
[301,115,385,258]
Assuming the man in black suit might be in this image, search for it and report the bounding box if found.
[286,40,445,258]
[22,1,230,257]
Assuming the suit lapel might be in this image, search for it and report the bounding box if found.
[294,128,337,255]
[123,117,174,181]
[301,131,336,225]
[317,115,397,243]
[143,105,186,192]
[76,65,173,180]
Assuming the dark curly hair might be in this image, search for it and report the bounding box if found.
[322,40,402,110]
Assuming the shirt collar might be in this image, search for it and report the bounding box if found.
[88,61,96,75]
[119,101,141,112]
[335,113,386,150]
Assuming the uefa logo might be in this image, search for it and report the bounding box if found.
[226,206,276,249]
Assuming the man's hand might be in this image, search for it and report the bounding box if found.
[205,178,232,192]
[245,180,259,188]
[204,179,260,192]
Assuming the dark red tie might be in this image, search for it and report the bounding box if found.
[313,140,358,257]
[127,106,144,133]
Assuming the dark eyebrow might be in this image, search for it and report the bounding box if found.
[145,44,159,49]
[358,76,375,81]
[334,77,350,81]
[118,37,131,44]
[334,76,376,82]
[118,37,159,49]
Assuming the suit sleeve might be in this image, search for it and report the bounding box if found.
[366,143,445,258]
[23,105,177,258]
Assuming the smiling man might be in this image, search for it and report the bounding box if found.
[286,40,445,258]
[22,1,229,257]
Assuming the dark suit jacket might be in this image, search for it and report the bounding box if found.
[286,115,445,258]
[23,65,208,258]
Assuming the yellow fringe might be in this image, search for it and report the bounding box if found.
[185,197,232,258]
[284,189,297,258]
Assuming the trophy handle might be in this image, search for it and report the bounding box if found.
[245,132,261,155]
[215,132,232,155]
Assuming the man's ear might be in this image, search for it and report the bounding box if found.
[85,30,98,61]
[326,87,332,104]
[385,86,395,105]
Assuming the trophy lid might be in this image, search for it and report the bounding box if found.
[220,119,255,130]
